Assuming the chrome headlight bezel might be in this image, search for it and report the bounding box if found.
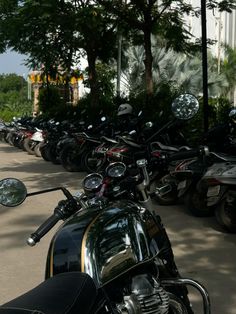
[106,162,127,178]
[82,173,104,193]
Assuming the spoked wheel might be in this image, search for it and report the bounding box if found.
[215,191,236,233]
[81,149,107,173]
[185,186,215,217]
[152,174,179,205]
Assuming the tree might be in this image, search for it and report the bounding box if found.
[0,0,118,108]
[69,1,118,107]
[97,0,236,101]
[0,74,32,120]
[122,40,229,99]
[0,73,24,93]
[220,45,236,101]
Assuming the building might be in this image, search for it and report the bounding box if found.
[28,69,83,115]
[186,2,236,103]
[186,1,236,59]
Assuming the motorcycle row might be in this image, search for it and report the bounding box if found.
[0,93,235,313]
[1,94,236,234]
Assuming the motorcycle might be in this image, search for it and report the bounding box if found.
[0,156,211,313]
[158,148,236,225]
[198,154,236,232]
[201,108,236,155]
[106,93,199,205]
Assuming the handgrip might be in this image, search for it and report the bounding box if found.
[167,146,209,162]
[27,212,62,246]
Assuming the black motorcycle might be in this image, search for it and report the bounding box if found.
[0,156,210,313]
[106,94,199,205]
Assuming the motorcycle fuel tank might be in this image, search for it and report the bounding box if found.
[45,200,163,286]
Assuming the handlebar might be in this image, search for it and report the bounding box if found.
[27,201,66,246]
[167,146,209,162]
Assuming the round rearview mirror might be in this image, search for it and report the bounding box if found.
[171,94,199,120]
[0,178,27,207]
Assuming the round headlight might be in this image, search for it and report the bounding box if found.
[82,173,103,192]
[106,162,126,178]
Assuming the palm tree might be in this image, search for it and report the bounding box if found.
[220,45,236,103]
[122,44,229,98]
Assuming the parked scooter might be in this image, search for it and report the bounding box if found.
[157,148,236,231]
[0,158,211,313]
[198,154,236,232]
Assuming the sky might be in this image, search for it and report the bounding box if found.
[0,50,30,76]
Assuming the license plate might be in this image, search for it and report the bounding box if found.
[207,185,220,197]
[177,180,187,190]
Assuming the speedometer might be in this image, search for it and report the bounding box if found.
[82,173,103,192]
[106,162,126,178]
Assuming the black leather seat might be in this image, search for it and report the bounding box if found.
[0,272,97,314]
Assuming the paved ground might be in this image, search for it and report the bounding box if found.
[0,141,236,313]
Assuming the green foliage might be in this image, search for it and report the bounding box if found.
[0,73,24,92]
[83,62,116,101]
[0,74,32,121]
[181,96,232,146]
[128,81,179,123]
[38,86,67,118]
[77,93,116,123]
[124,42,229,99]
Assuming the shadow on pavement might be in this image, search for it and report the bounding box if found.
[1,142,236,313]
[157,203,236,314]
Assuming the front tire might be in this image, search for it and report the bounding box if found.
[185,186,214,217]
[215,191,236,233]
[40,143,51,161]
[60,143,83,172]
[81,149,107,173]
[23,137,36,155]
[34,142,43,157]
[169,293,189,314]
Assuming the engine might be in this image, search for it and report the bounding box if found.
[117,274,169,314]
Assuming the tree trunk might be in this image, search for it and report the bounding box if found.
[143,28,154,98]
[87,52,99,108]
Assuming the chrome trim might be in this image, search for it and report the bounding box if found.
[27,237,36,246]
[82,202,155,285]
[161,278,211,314]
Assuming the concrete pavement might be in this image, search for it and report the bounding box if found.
[0,141,236,313]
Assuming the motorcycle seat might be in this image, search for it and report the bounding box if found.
[0,272,97,314]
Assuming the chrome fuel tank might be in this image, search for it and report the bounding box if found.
[45,200,163,285]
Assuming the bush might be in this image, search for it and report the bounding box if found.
[76,94,116,123]
[180,96,232,146]
[38,86,67,119]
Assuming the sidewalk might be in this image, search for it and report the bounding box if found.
[1,142,236,313]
